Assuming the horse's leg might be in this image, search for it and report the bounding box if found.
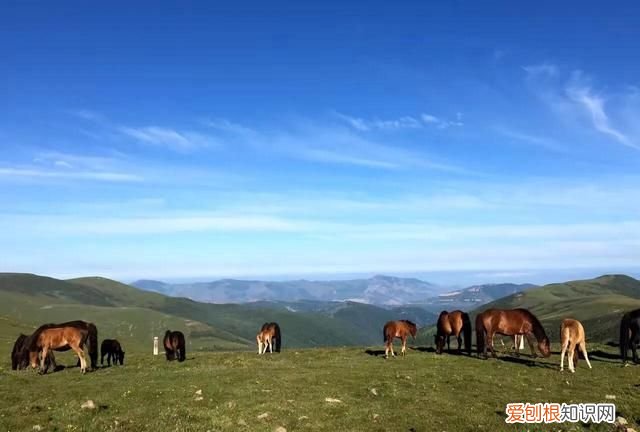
[457,334,462,352]
[446,335,450,352]
[70,343,87,373]
[391,338,396,357]
[39,346,49,374]
[401,336,407,357]
[101,350,105,366]
[568,342,577,373]
[525,333,537,358]
[487,330,497,358]
[560,338,569,371]
[631,339,638,363]
[579,342,592,369]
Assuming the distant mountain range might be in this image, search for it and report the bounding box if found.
[423,283,537,310]
[132,275,440,306]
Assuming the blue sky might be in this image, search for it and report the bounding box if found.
[1,1,640,283]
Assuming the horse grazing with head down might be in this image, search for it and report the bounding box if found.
[620,308,640,364]
[101,339,125,366]
[27,320,98,374]
[164,330,186,362]
[476,308,551,359]
[383,320,417,358]
[257,322,281,354]
[435,310,472,355]
[560,318,592,373]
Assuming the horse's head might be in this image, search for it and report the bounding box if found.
[119,351,125,365]
[538,336,551,358]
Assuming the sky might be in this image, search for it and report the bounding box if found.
[1,1,640,283]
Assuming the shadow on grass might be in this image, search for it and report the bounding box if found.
[495,356,556,369]
[364,349,386,357]
[589,350,623,363]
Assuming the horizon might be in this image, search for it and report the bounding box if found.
[2,2,640,281]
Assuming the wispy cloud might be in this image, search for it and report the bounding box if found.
[0,167,142,182]
[119,126,217,151]
[565,80,638,150]
[524,64,639,151]
[203,118,256,135]
[335,112,463,131]
[494,126,566,152]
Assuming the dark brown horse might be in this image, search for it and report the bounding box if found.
[101,339,125,366]
[435,310,472,355]
[257,322,281,354]
[476,308,551,359]
[28,320,98,374]
[164,330,186,362]
[620,308,640,363]
[383,320,417,358]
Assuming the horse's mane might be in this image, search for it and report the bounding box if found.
[400,319,417,328]
[514,308,547,340]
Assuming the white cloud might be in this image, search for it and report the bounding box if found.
[119,126,216,151]
[336,112,462,131]
[494,126,565,152]
[203,118,255,135]
[0,167,142,182]
[565,83,638,150]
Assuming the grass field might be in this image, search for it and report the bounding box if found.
[1,345,638,432]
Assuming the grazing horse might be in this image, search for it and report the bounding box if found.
[383,320,417,358]
[101,339,125,366]
[560,318,592,373]
[163,330,186,362]
[257,322,281,354]
[28,321,97,374]
[476,308,551,359]
[620,308,640,364]
[435,310,472,355]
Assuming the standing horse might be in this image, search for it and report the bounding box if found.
[560,318,592,373]
[101,339,125,366]
[620,308,640,364]
[164,330,186,362]
[476,308,551,359]
[435,310,472,355]
[28,321,96,374]
[257,322,281,354]
[383,320,417,358]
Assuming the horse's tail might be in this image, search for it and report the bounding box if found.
[475,314,485,357]
[87,323,98,369]
[274,323,282,353]
[382,323,389,343]
[462,312,472,355]
[620,314,630,363]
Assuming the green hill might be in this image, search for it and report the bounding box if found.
[471,274,640,342]
[0,273,436,356]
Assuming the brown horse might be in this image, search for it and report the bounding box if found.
[476,308,551,359]
[164,330,186,362]
[435,310,472,355]
[257,322,281,354]
[28,322,95,374]
[560,318,592,373]
[383,320,417,358]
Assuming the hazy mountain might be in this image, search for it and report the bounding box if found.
[131,274,439,306]
[424,283,536,310]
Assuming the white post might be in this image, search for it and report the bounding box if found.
[153,336,159,355]
[518,334,525,350]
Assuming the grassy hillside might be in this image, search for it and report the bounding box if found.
[471,274,640,342]
[1,346,638,431]
[0,274,436,354]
